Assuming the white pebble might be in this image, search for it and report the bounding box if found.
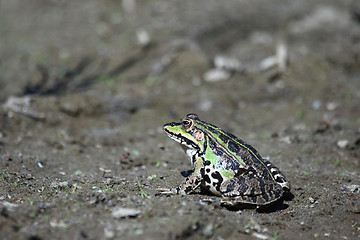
[326,102,338,111]
[203,69,230,82]
[112,207,140,219]
[312,100,321,110]
[337,139,348,149]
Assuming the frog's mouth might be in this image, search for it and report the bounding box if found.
[164,124,200,151]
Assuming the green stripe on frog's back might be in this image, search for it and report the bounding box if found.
[196,120,276,181]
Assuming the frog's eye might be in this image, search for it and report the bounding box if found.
[182,119,193,130]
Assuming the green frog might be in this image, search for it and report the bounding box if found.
[157,113,290,207]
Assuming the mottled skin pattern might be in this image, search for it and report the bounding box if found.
[158,113,290,206]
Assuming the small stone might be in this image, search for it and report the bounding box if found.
[312,100,321,110]
[136,28,150,46]
[50,219,67,228]
[73,170,83,176]
[326,102,338,111]
[203,69,230,82]
[337,139,348,149]
[214,56,243,72]
[280,136,291,144]
[58,181,68,187]
[309,197,316,204]
[112,207,140,219]
[259,56,277,71]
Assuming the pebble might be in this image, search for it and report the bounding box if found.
[58,181,68,187]
[312,100,321,110]
[280,136,291,144]
[112,207,140,219]
[326,102,338,111]
[136,28,150,46]
[337,139,348,149]
[214,56,243,72]
[73,170,83,176]
[203,69,230,82]
[259,56,276,71]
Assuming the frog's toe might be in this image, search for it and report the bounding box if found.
[220,199,234,206]
[156,188,175,194]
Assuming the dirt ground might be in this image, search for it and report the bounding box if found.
[1,0,360,239]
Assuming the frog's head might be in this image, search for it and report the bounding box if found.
[164,113,206,156]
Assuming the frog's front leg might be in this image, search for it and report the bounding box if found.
[157,158,204,195]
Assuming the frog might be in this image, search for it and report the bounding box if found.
[157,113,290,207]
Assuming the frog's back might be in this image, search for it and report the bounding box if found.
[236,139,290,191]
[215,128,290,192]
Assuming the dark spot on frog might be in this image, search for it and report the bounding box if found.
[262,192,269,202]
[227,132,237,139]
[228,140,239,153]
[224,177,248,194]
[250,187,256,196]
[204,160,211,166]
[208,137,216,149]
[185,186,193,193]
[219,134,228,143]
[215,147,224,157]
[228,157,240,171]
[194,178,201,185]
[200,168,205,177]
[207,126,218,134]
[257,178,266,194]
[165,122,181,127]
[206,168,210,173]
[204,175,211,183]
[211,171,222,180]
[211,171,223,191]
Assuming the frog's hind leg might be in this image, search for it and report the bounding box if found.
[219,176,283,206]
[262,159,291,192]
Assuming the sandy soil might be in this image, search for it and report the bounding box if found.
[0,0,359,239]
